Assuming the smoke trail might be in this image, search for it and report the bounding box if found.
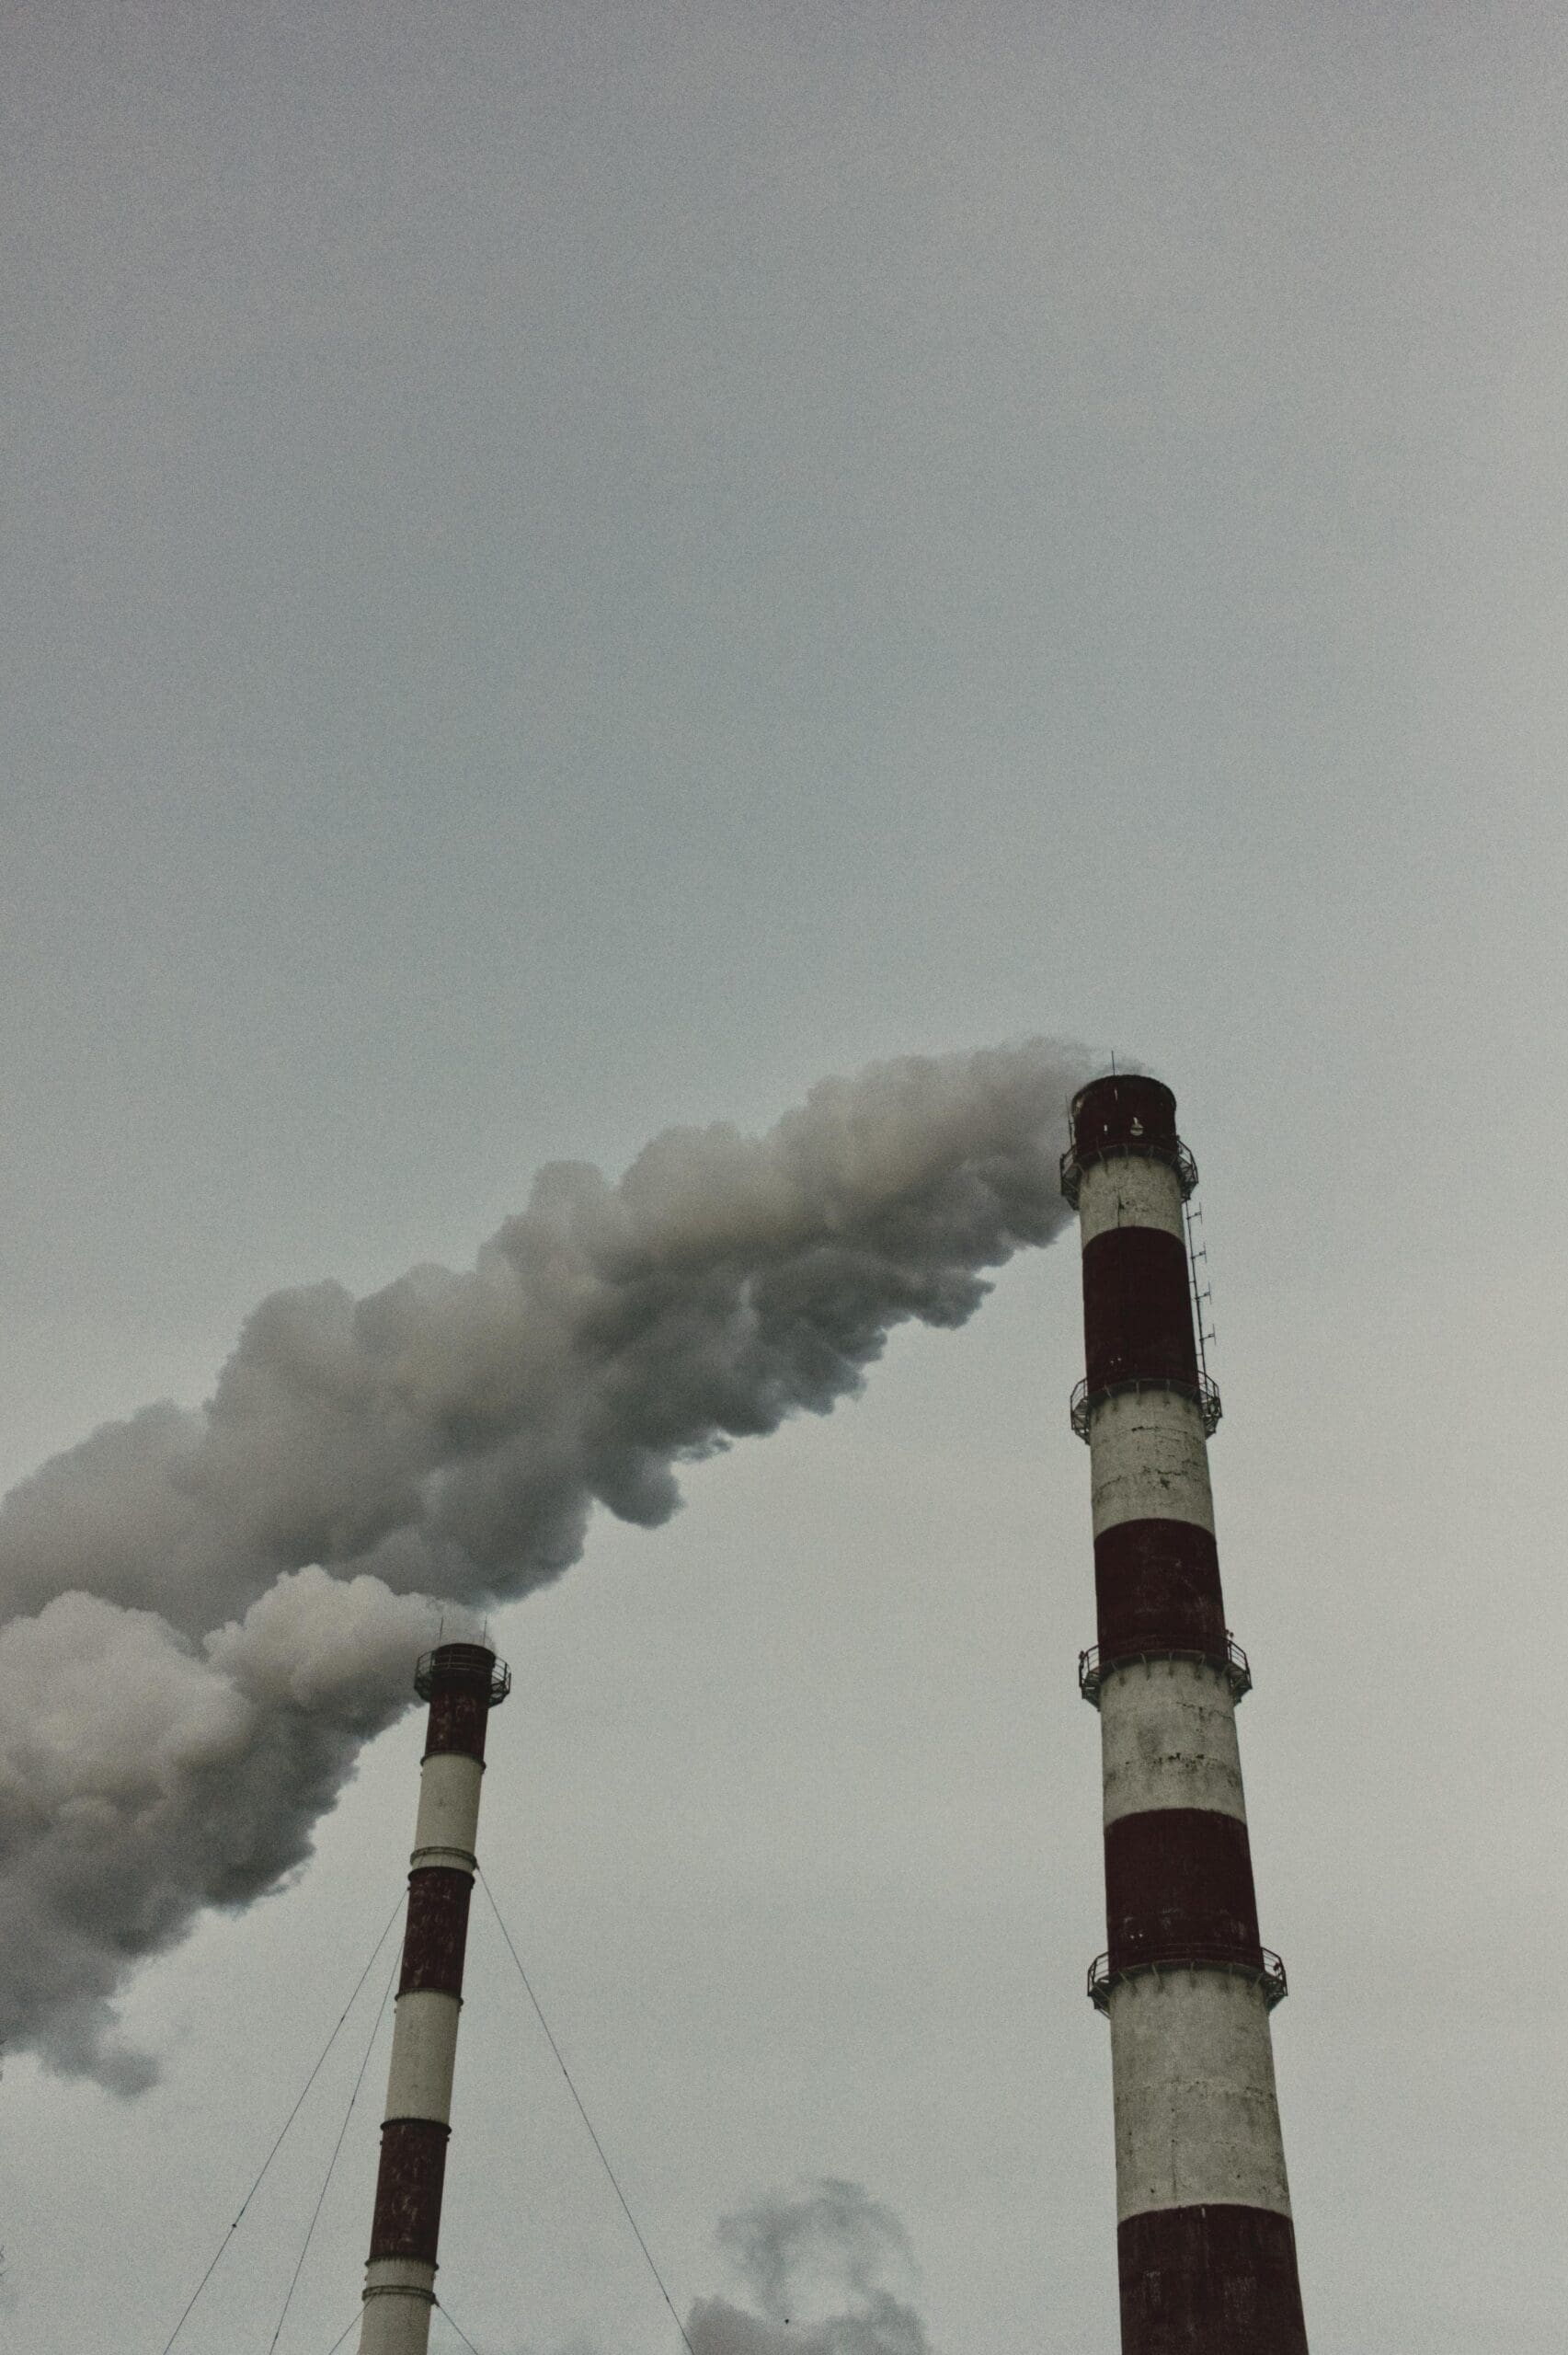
[687,2179,932,2355]
[0,1040,1087,2085]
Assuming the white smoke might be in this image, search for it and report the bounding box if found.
[0,1570,441,2088]
[688,2179,932,2355]
[0,1040,1088,2085]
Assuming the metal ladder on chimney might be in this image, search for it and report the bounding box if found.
[1185,1198,1216,1390]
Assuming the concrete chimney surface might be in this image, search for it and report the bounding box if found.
[1068,1075,1309,2355]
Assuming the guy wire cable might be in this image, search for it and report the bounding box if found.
[476,1864,697,2355]
[317,2310,366,2355]
[267,1938,402,2350]
[434,2300,486,2353]
[155,1892,406,2354]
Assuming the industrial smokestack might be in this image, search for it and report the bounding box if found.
[1063,1076,1308,2354]
[358,1639,510,2355]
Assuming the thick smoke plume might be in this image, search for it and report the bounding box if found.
[688,2178,932,2355]
[0,1040,1086,2085]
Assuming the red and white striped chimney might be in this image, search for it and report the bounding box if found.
[1062,1075,1308,2355]
[358,1640,510,2355]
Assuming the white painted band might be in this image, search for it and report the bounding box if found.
[1107,1967,1292,2223]
[409,1844,476,1877]
[1100,1659,1246,1827]
[1077,1155,1186,1248]
[382,1989,462,2124]
[359,2259,437,2355]
[363,2257,437,2295]
[1089,1386,1215,1537]
[413,1752,484,1861]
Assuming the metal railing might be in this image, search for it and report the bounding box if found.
[1087,1948,1288,2014]
[415,1649,513,1707]
[1059,1136,1198,1211]
[1077,1636,1252,1707]
[1070,1370,1221,1442]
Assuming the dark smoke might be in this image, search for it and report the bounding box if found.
[688,2179,932,2355]
[0,1040,1087,2086]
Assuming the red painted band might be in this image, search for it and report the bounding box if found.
[369,2116,451,2264]
[425,1683,492,1762]
[1082,1227,1199,1395]
[421,1642,500,1760]
[1071,1076,1181,1159]
[1116,2203,1308,2355]
[1095,1520,1227,1660]
[1104,1809,1262,1974]
[398,1867,475,1997]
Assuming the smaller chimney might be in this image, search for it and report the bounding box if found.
[358,1641,510,2355]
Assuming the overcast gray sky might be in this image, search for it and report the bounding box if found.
[2,4,1565,2349]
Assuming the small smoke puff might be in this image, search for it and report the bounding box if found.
[717,2178,917,2319]
[687,2292,931,2355]
[689,2180,932,2355]
[0,1039,1090,2082]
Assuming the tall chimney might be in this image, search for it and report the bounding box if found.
[1062,1075,1308,2354]
[358,1640,510,2355]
